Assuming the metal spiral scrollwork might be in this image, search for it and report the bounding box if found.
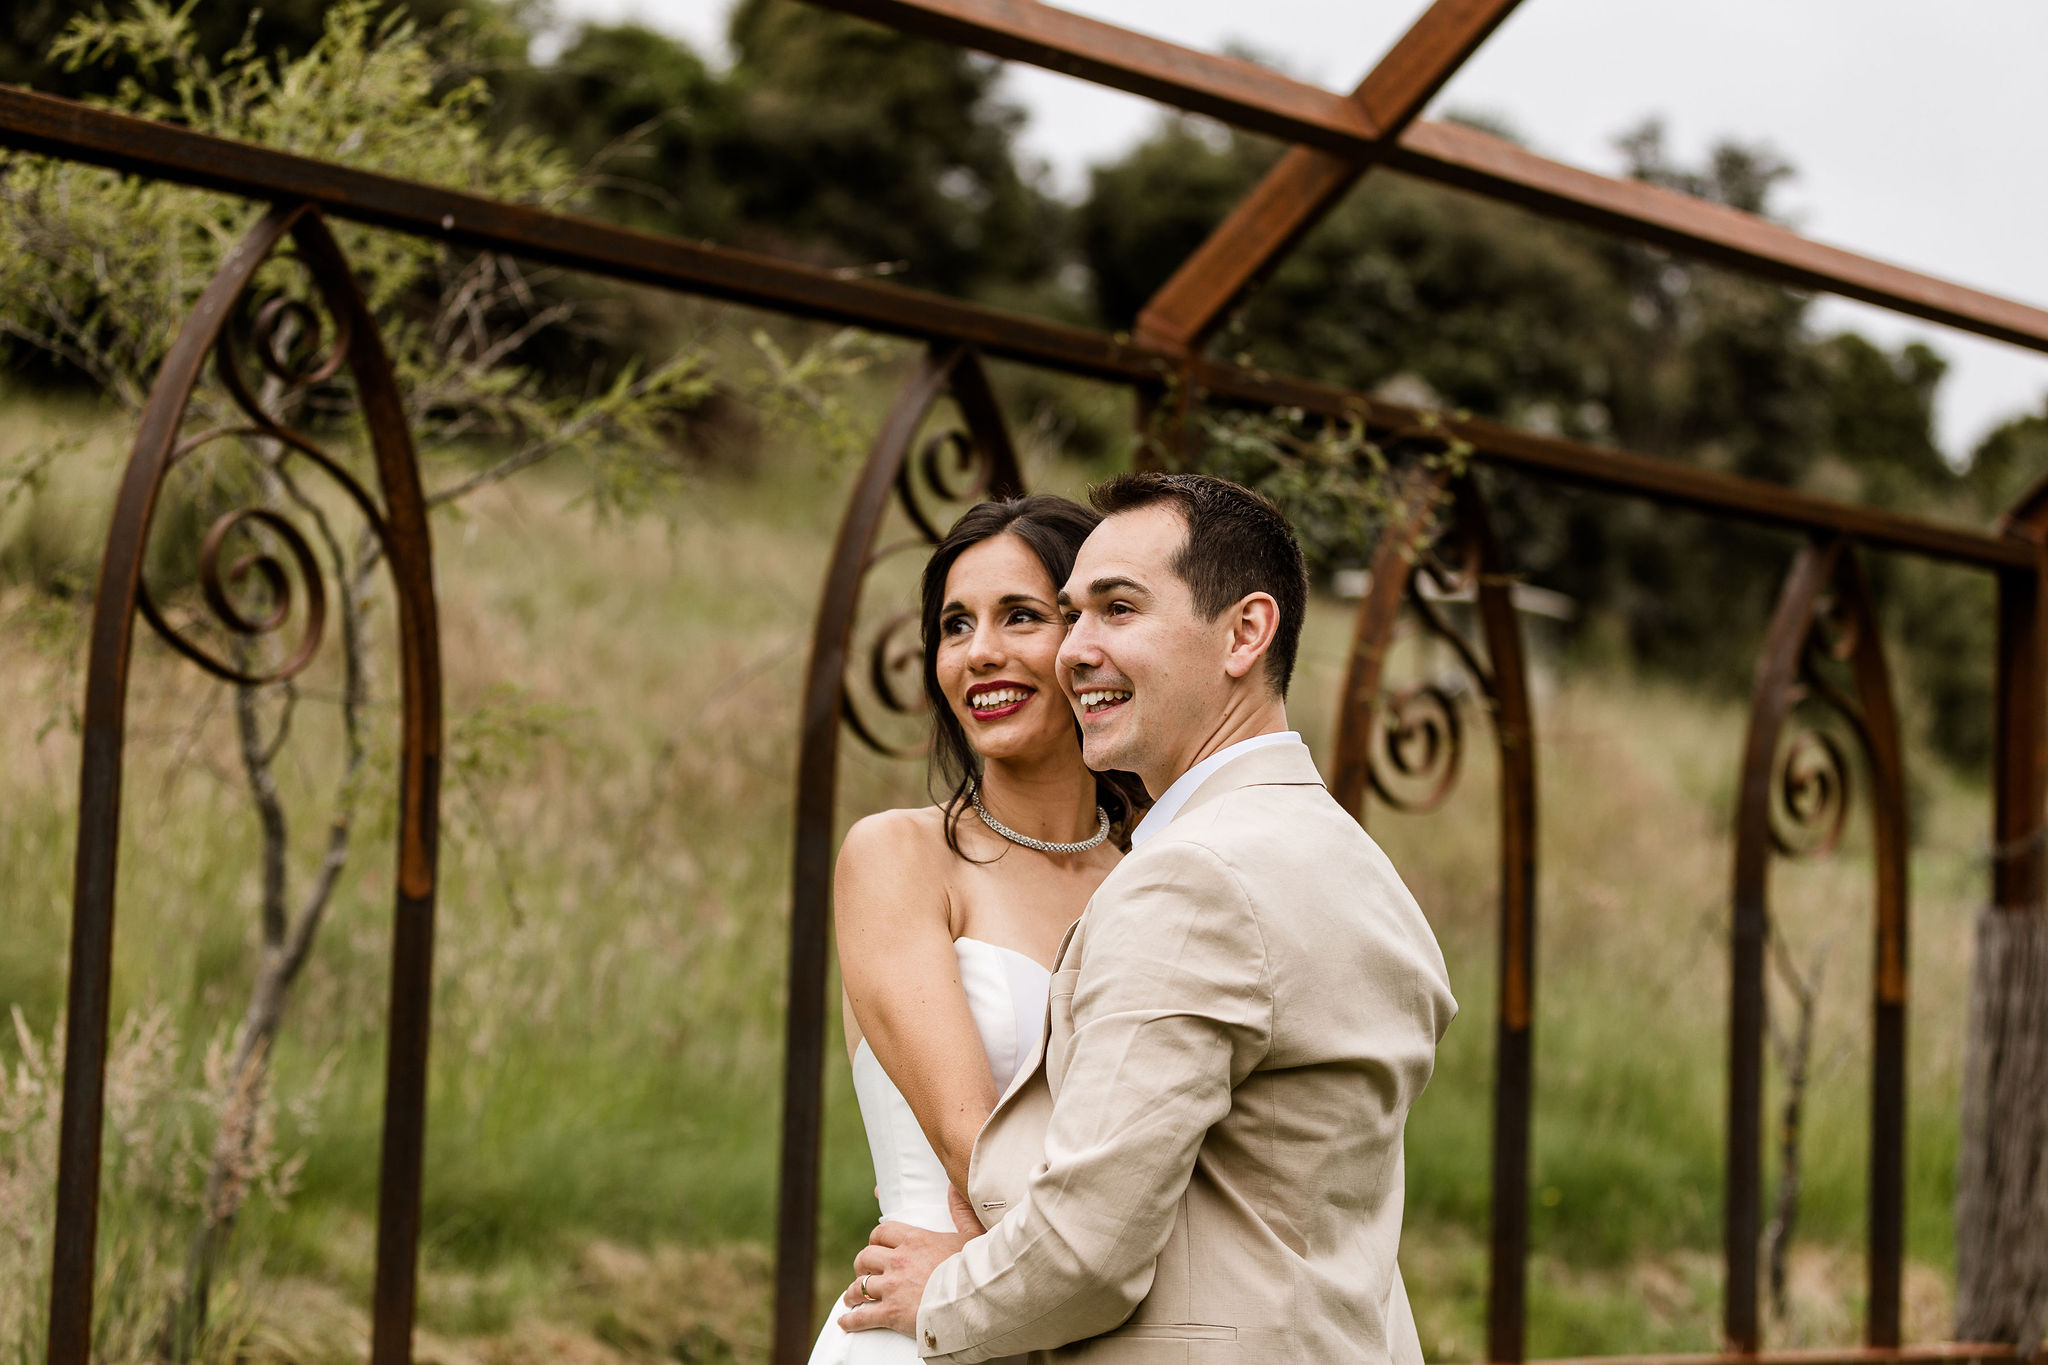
[1367,682,1465,813]
[895,426,1003,543]
[842,607,928,757]
[1330,468,1537,1365]
[777,344,1023,1364]
[1339,473,1493,818]
[127,246,398,690]
[1759,585,1864,870]
[1726,535,1907,1353]
[840,421,1019,757]
[51,203,442,1365]
[1769,725,1851,857]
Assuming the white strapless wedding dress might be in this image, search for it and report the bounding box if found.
[808,937,1051,1364]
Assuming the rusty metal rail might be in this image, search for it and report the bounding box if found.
[0,87,2029,573]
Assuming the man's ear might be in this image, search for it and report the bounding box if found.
[1222,593,1280,681]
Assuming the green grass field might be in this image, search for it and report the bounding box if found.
[0,368,1997,1362]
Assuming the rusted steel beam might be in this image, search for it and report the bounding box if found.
[1135,0,1523,349]
[1185,362,2035,570]
[0,86,2029,570]
[1468,478,1539,1365]
[794,0,1379,153]
[0,85,1165,386]
[1385,121,2048,356]
[795,0,2048,359]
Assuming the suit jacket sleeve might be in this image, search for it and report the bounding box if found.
[915,844,1273,1363]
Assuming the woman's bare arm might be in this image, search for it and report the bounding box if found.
[836,811,997,1195]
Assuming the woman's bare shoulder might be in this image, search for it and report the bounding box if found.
[837,805,954,885]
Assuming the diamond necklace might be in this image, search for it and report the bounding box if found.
[968,778,1110,854]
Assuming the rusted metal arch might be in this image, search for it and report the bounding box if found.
[0,87,2032,573]
[798,0,2048,361]
[1331,469,1538,1363]
[1728,538,1908,1353]
[778,344,1023,1364]
[50,202,442,1365]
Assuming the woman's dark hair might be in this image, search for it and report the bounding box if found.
[921,494,1149,858]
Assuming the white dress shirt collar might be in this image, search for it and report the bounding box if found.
[1128,730,1303,848]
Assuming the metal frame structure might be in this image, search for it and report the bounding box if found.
[6,1,2044,1362]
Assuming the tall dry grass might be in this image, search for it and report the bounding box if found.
[0,366,2000,1360]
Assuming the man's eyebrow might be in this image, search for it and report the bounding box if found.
[1059,576,1149,608]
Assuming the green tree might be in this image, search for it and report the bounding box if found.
[1966,400,2048,518]
[505,5,1071,301]
[1079,121,1271,330]
[0,0,488,100]
[500,21,738,240]
[716,0,1064,295]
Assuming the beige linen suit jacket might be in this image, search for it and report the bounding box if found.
[915,741,1457,1365]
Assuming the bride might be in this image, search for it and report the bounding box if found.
[808,494,1144,1364]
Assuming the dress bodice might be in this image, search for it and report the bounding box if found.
[850,937,1051,1233]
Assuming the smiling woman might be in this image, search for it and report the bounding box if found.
[812,493,1148,1364]
[920,495,1149,858]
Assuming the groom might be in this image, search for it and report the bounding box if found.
[841,472,1457,1362]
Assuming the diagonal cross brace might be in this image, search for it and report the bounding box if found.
[797,0,1522,351]
[1135,0,1524,351]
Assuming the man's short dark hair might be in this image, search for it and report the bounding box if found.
[1089,472,1310,696]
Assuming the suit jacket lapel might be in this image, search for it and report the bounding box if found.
[1051,914,1083,971]
[983,914,1079,1125]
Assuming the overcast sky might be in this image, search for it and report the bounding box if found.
[549,0,2048,459]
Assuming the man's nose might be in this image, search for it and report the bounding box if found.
[1057,614,1100,672]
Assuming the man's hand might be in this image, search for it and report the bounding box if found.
[838,1190,984,1335]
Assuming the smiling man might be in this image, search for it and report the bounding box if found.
[840,472,1457,1364]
